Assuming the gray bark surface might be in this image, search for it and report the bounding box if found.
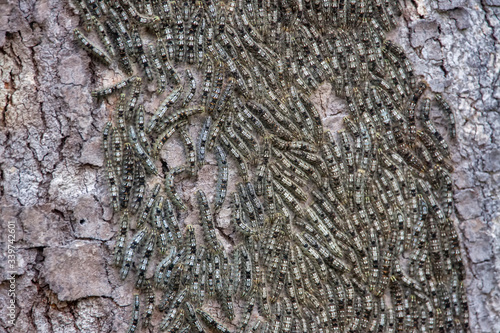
[0,0,498,332]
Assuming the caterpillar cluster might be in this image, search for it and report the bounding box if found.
[71,0,468,332]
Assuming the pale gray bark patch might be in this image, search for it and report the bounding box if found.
[393,1,500,331]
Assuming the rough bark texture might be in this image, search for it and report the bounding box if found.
[0,0,498,332]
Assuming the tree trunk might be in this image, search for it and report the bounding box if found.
[0,0,499,332]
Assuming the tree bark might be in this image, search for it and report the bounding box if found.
[0,0,499,332]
